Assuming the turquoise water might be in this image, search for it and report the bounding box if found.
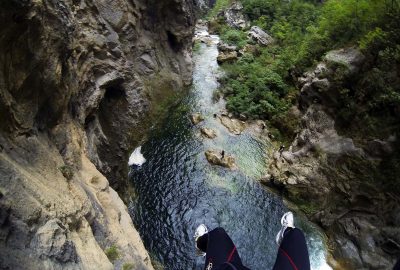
[128,29,331,270]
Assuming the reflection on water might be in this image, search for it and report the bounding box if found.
[128,29,331,270]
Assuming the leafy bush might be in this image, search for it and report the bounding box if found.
[270,107,301,141]
[208,0,234,18]
[318,0,386,45]
[220,29,248,48]
[105,245,120,262]
[123,263,134,270]
[222,59,290,119]
[193,41,201,52]
[208,17,226,34]
[359,27,387,51]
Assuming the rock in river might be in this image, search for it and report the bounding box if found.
[201,127,217,139]
[205,149,236,170]
[190,113,205,125]
[219,115,246,135]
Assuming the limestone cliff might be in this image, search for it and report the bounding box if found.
[0,0,196,269]
[263,48,399,269]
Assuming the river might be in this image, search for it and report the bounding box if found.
[128,25,331,270]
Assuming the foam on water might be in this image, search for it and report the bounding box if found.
[128,146,146,166]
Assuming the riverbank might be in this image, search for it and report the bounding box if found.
[205,1,400,268]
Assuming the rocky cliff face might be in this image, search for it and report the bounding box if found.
[0,0,196,269]
[194,0,216,12]
[263,48,399,269]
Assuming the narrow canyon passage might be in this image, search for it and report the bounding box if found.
[128,26,331,270]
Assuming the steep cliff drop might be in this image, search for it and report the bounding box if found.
[264,48,399,269]
[0,0,196,269]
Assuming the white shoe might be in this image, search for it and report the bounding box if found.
[275,212,295,245]
[194,224,208,257]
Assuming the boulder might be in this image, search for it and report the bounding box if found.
[222,2,250,29]
[193,23,214,45]
[195,35,212,44]
[201,127,217,139]
[194,20,209,38]
[194,1,212,12]
[324,47,365,74]
[247,26,274,46]
[190,113,205,125]
[239,114,247,121]
[334,237,364,269]
[298,48,365,109]
[218,42,237,52]
[219,115,246,135]
[360,250,393,269]
[205,149,236,169]
[365,139,394,157]
[311,78,330,91]
[217,51,238,64]
[220,110,229,117]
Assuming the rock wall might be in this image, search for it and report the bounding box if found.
[263,48,399,269]
[0,0,196,269]
[193,0,215,13]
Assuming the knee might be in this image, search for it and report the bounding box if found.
[214,227,227,234]
[291,228,306,238]
[282,228,307,245]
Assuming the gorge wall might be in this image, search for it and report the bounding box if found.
[264,48,399,269]
[0,0,197,269]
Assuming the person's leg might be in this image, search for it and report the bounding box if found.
[196,233,208,253]
[199,227,247,270]
[394,258,400,270]
[273,227,310,270]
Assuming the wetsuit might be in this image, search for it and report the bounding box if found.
[394,258,400,270]
[273,228,310,270]
[197,227,310,270]
[197,228,250,270]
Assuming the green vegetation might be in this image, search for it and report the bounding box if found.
[105,245,120,262]
[208,0,234,18]
[122,263,134,270]
[193,40,202,52]
[209,0,400,142]
[220,29,248,48]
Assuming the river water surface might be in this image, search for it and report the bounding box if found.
[128,27,331,270]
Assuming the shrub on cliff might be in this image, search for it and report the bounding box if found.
[221,56,290,119]
[105,245,120,262]
[220,29,248,48]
